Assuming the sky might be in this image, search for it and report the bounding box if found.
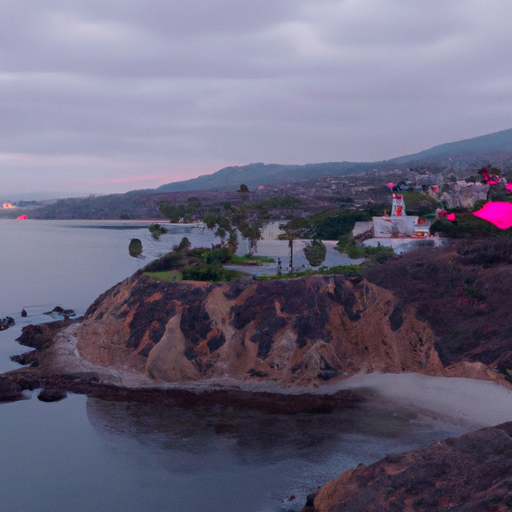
[1,0,512,199]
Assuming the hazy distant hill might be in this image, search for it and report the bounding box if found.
[390,127,512,165]
[154,161,374,193]
[153,128,512,193]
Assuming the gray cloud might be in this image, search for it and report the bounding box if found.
[1,0,512,197]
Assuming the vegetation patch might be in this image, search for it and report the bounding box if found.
[430,211,512,238]
[181,262,247,282]
[143,240,250,283]
[148,223,168,240]
[278,203,389,241]
[401,191,439,215]
[228,254,275,264]
[144,270,182,282]
[456,238,512,266]
[463,279,486,302]
[159,197,203,223]
[304,239,327,266]
[336,235,395,265]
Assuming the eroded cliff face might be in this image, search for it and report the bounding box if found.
[76,274,442,383]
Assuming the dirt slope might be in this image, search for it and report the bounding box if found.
[76,273,442,384]
[364,238,512,376]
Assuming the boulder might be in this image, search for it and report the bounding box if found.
[0,316,15,331]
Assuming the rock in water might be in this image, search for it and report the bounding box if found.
[0,316,15,331]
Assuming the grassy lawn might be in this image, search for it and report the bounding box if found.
[144,270,182,282]
[257,264,364,280]
[144,268,250,283]
[228,254,275,264]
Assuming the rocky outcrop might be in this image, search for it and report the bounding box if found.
[302,421,512,512]
[437,182,489,209]
[0,359,362,413]
[0,316,15,331]
[17,319,78,351]
[75,274,442,384]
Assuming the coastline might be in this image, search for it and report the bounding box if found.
[6,320,512,430]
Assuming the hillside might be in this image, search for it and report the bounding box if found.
[363,238,512,376]
[73,273,441,383]
[390,127,512,167]
[154,161,373,193]
[302,421,512,512]
[25,127,512,220]
[154,127,512,193]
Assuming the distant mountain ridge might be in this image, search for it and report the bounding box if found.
[151,127,512,193]
[154,161,373,193]
[390,127,512,164]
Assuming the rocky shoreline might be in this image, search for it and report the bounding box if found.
[5,239,512,511]
[1,319,362,415]
[5,314,512,511]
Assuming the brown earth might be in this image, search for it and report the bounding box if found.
[363,238,512,375]
[73,273,442,384]
[301,421,512,512]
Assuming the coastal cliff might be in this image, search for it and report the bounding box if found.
[75,274,442,384]
[302,421,512,512]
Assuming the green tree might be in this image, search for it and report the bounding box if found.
[278,216,311,240]
[304,239,327,267]
[128,238,143,258]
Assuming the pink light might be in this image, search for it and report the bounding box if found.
[446,213,456,222]
[17,215,27,220]
[472,202,512,230]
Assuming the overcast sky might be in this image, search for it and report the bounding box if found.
[1,0,512,199]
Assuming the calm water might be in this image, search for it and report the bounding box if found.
[0,220,494,512]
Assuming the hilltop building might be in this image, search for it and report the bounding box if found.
[354,191,430,242]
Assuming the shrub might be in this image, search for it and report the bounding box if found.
[149,223,168,240]
[174,236,191,253]
[203,247,232,264]
[336,235,395,264]
[309,211,371,240]
[182,262,226,281]
[181,262,245,282]
[143,251,184,272]
[128,238,143,258]
[304,239,327,266]
[456,238,512,266]
[401,191,439,215]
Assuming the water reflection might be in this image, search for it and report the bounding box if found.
[86,394,467,511]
